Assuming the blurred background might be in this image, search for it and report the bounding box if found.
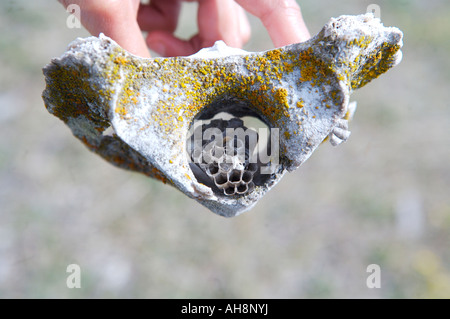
[1,0,449,298]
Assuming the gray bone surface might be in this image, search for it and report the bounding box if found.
[42,14,403,217]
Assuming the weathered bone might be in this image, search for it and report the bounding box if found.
[42,14,403,217]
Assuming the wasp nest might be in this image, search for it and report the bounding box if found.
[188,118,260,196]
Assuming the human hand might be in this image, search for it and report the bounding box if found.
[235,0,310,47]
[147,0,310,56]
[59,0,310,58]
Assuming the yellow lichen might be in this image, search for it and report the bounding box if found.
[266,49,282,61]
[114,56,128,65]
[115,106,127,116]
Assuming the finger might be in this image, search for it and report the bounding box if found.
[234,0,310,47]
[197,0,250,48]
[147,0,251,57]
[236,3,251,46]
[59,0,151,57]
[137,0,181,33]
[146,31,198,57]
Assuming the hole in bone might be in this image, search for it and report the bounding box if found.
[186,98,277,196]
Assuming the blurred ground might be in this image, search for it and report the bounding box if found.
[0,0,449,298]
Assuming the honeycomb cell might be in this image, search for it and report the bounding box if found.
[202,149,214,164]
[225,138,244,151]
[215,173,228,186]
[207,163,219,175]
[242,171,253,183]
[212,145,224,159]
[236,183,248,194]
[229,169,242,183]
[224,186,236,195]
[219,161,232,173]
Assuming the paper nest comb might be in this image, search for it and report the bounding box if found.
[42,13,403,217]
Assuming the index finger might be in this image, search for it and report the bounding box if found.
[234,0,310,47]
